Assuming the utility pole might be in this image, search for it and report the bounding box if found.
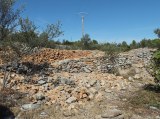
[81,15,84,37]
[79,12,88,37]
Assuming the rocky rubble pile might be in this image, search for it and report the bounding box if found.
[117,48,156,81]
[1,48,154,74]
[0,48,159,119]
[51,48,154,73]
[22,48,92,64]
[0,48,156,110]
[2,72,129,110]
[120,48,155,65]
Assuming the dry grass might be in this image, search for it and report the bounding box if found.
[11,105,64,119]
[117,67,136,79]
[127,90,160,109]
[119,88,160,118]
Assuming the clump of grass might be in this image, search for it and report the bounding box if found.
[126,90,160,109]
[117,67,136,79]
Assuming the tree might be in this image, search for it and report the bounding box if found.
[121,41,129,51]
[18,17,38,46]
[62,40,73,45]
[44,21,63,40]
[81,34,91,50]
[140,39,147,48]
[121,41,127,46]
[19,17,37,33]
[38,21,63,48]
[146,39,153,48]
[154,28,160,38]
[0,0,23,41]
[130,40,137,49]
[0,17,38,89]
[151,39,160,49]
[38,32,49,47]
[92,39,98,44]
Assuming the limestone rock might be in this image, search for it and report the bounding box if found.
[35,93,45,101]
[66,96,77,104]
[21,103,40,110]
[39,112,48,117]
[37,79,46,85]
[101,109,122,118]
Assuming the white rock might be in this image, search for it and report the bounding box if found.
[21,104,40,110]
[128,77,134,81]
[66,96,77,104]
[156,115,160,119]
[35,93,45,100]
[134,74,141,79]
[10,73,16,78]
[40,112,48,117]
[37,79,46,85]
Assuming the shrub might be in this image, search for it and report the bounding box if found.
[0,40,34,89]
[102,43,120,74]
[152,50,160,86]
[103,43,120,61]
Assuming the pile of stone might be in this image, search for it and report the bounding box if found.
[52,56,132,73]
[0,48,157,119]
[1,71,129,110]
[51,48,154,74]
[0,48,156,111]
[120,48,155,65]
[22,48,92,64]
[52,58,94,73]
[0,48,155,75]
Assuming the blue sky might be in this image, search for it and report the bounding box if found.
[17,0,160,43]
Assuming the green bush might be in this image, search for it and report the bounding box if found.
[102,43,120,57]
[102,43,120,74]
[152,50,160,85]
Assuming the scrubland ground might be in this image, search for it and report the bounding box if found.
[0,48,159,119]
